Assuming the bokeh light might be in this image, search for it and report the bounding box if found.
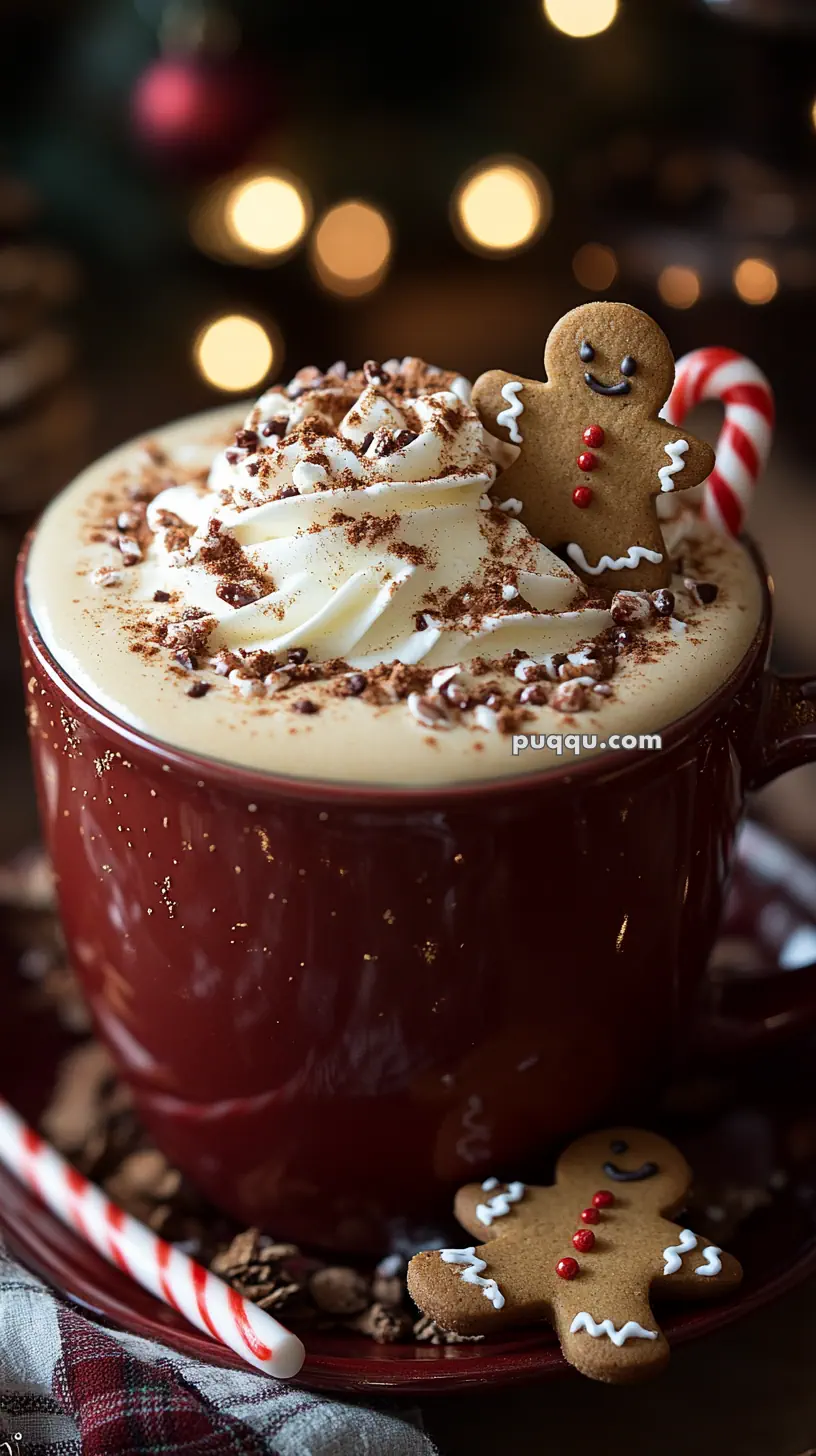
[190,169,311,268]
[194,315,277,392]
[733,257,778,305]
[543,0,618,38]
[572,242,617,290]
[225,173,310,257]
[311,200,393,297]
[454,160,550,255]
[811,97,816,132]
[657,264,701,309]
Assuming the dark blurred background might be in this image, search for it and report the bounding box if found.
[1,0,815,849]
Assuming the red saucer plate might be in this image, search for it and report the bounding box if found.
[2,820,816,1395]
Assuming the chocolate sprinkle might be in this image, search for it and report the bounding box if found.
[393,430,418,450]
[343,673,367,697]
[215,581,259,609]
[363,360,390,386]
[651,589,675,617]
[695,581,719,605]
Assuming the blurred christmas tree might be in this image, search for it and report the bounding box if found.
[0,174,90,516]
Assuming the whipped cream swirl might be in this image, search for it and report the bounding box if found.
[145,360,611,668]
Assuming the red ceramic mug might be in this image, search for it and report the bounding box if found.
[16,539,816,1252]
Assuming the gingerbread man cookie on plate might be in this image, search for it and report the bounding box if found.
[473,303,715,592]
[407,1127,742,1384]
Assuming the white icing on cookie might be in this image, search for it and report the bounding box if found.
[570,1313,657,1346]
[695,1246,722,1277]
[662,1228,698,1275]
[440,1247,505,1309]
[497,382,524,444]
[658,438,689,492]
[481,1177,499,1191]
[566,543,664,576]
[475,1181,525,1227]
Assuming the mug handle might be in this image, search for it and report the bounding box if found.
[699,671,816,1055]
[748,669,816,789]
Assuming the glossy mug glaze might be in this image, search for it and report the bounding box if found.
[16,541,816,1251]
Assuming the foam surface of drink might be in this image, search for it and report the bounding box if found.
[26,379,763,787]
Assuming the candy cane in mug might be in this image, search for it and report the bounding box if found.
[664,347,775,537]
[0,1095,305,1379]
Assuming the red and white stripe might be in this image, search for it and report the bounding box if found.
[664,347,775,537]
[0,1095,305,1379]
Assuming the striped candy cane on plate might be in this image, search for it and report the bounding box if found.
[664,347,775,537]
[0,1095,305,1379]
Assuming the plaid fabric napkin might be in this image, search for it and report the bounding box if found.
[0,1246,437,1456]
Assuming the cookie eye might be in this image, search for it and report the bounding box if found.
[579,341,594,363]
[620,355,637,377]
[610,1139,628,1154]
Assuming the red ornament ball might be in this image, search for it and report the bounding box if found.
[582,424,605,448]
[131,56,265,171]
[572,485,593,508]
[556,1256,579,1280]
[580,1206,600,1224]
[572,1228,596,1253]
[576,451,598,472]
[592,1190,615,1209]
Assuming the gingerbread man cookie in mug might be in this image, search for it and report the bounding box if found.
[407,1128,742,1383]
[472,303,716,592]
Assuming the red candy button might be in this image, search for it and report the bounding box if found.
[592,1190,615,1209]
[580,1207,600,1224]
[572,486,593,508]
[556,1257,579,1280]
[582,424,605,448]
[572,1228,595,1253]
[576,451,598,472]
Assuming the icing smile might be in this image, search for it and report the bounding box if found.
[602,1159,659,1182]
[584,373,631,397]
